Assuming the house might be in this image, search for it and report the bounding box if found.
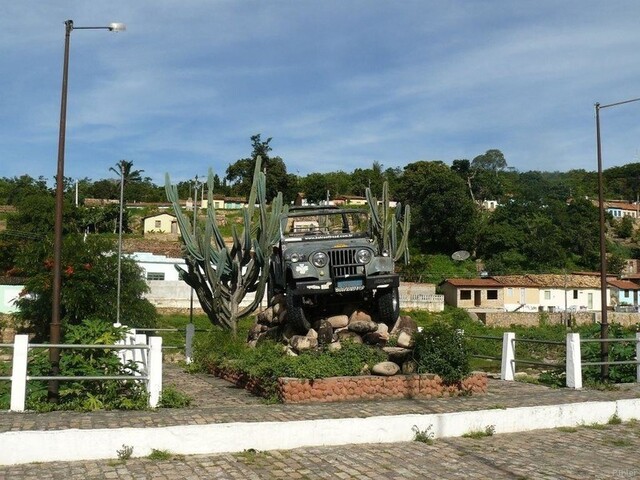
[131,252,184,281]
[607,279,640,310]
[603,200,639,219]
[333,195,367,206]
[439,278,504,310]
[491,275,540,312]
[529,274,603,312]
[480,200,498,211]
[142,213,180,235]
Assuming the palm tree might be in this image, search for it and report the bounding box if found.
[110,159,143,327]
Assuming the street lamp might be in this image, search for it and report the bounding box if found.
[50,19,125,402]
[595,97,640,381]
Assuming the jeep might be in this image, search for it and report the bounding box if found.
[268,206,400,332]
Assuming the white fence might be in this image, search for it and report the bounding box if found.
[486,331,640,388]
[0,334,163,412]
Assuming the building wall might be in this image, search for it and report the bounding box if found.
[143,214,179,234]
[538,287,603,312]
[0,285,22,314]
[441,284,503,309]
[503,287,539,312]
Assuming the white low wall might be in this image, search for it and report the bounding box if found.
[1,399,638,465]
[145,281,442,311]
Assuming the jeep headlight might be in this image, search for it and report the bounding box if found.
[356,248,372,264]
[290,253,301,263]
[311,251,328,268]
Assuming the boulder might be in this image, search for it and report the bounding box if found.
[401,360,418,374]
[391,315,418,335]
[396,330,415,349]
[348,320,378,334]
[256,308,274,325]
[277,309,287,325]
[327,341,342,351]
[362,331,388,346]
[383,346,413,363]
[327,314,349,329]
[290,335,318,352]
[317,320,334,345]
[270,293,285,307]
[349,309,373,323]
[372,361,400,376]
[247,323,268,341]
[306,328,318,339]
[336,330,363,344]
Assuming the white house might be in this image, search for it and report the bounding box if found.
[142,213,180,235]
[0,278,24,314]
[532,274,604,312]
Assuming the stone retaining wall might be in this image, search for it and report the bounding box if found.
[212,365,487,403]
[479,311,640,327]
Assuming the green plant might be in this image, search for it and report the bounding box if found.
[366,181,410,262]
[166,156,284,335]
[147,449,172,460]
[557,426,578,433]
[462,425,496,439]
[117,444,134,461]
[159,385,192,408]
[412,321,470,384]
[581,324,637,384]
[608,414,622,425]
[24,319,148,412]
[412,425,435,444]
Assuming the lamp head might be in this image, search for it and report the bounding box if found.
[108,23,126,32]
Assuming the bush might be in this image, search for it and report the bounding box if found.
[24,318,148,411]
[412,321,470,384]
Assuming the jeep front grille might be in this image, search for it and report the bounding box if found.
[330,248,363,278]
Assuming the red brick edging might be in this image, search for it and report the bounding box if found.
[210,365,487,403]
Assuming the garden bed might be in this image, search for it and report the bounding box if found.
[212,365,487,403]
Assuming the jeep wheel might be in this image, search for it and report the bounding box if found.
[377,287,400,327]
[286,286,312,333]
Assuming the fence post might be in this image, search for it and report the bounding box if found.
[185,323,195,364]
[147,336,163,408]
[133,333,147,376]
[636,332,640,383]
[500,332,515,381]
[566,332,582,389]
[10,335,29,412]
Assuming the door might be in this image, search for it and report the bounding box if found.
[474,290,481,307]
[171,221,178,234]
[520,288,526,304]
[587,293,593,310]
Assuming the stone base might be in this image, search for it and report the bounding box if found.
[210,364,487,403]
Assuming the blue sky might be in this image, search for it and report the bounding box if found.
[2,1,640,185]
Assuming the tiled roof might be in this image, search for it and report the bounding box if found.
[491,275,539,287]
[442,278,502,288]
[608,279,640,290]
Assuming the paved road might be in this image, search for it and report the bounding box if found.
[2,421,639,479]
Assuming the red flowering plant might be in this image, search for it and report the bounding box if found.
[13,234,157,341]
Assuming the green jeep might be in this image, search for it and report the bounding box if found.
[269,206,400,332]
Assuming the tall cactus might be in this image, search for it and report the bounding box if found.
[165,157,284,335]
[366,181,411,263]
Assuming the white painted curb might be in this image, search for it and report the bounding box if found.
[1,399,639,465]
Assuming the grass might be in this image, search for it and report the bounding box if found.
[412,425,435,444]
[147,449,172,461]
[556,426,578,433]
[462,425,496,439]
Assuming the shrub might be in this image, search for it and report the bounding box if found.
[412,321,470,384]
[25,318,148,411]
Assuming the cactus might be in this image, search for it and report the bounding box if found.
[366,181,410,263]
[165,157,284,335]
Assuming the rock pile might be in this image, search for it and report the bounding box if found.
[247,294,420,376]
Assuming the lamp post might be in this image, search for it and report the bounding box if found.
[595,97,640,381]
[189,175,204,324]
[115,162,125,327]
[50,19,125,403]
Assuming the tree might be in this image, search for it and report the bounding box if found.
[226,134,296,202]
[395,161,478,253]
[13,235,157,341]
[109,160,143,234]
[469,149,508,200]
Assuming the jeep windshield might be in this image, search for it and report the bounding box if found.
[281,209,370,241]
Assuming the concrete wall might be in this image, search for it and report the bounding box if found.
[0,285,22,314]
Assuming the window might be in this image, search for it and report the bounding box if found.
[507,288,513,296]
[624,289,630,298]
[154,220,162,228]
[544,290,551,300]
[573,290,578,300]
[146,272,165,281]
[460,290,471,300]
[487,290,498,300]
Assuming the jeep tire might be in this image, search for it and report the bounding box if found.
[286,286,312,333]
[376,286,400,327]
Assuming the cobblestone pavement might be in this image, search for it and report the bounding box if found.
[2,421,639,479]
[1,364,639,432]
